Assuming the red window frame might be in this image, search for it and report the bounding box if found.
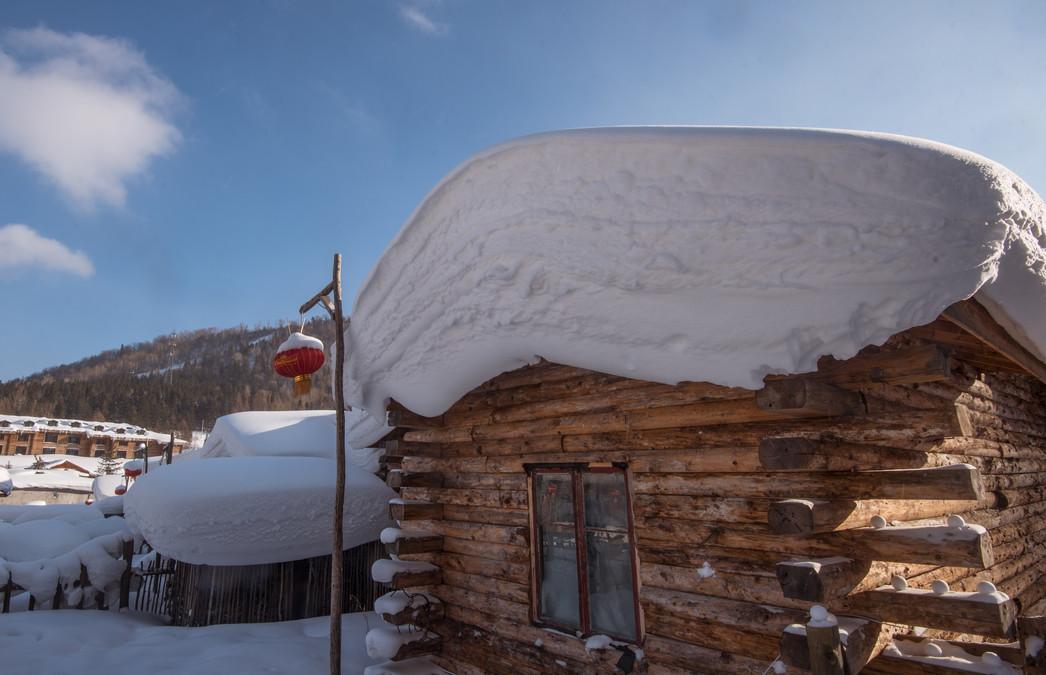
[526,462,642,643]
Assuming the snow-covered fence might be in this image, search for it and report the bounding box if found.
[165,539,386,627]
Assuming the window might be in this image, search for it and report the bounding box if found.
[67,449,79,456]
[116,451,127,459]
[45,432,59,443]
[67,435,80,445]
[17,433,30,441]
[15,446,28,455]
[94,450,106,458]
[528,465,640,642]
[42,447,56,454]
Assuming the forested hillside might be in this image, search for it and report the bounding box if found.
[0,318,336,437]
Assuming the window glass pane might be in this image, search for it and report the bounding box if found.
[583,472,630,531]
[534,472,579,630]
[583,471,637,640]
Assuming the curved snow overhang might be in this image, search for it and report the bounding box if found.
[342,127,1046,425]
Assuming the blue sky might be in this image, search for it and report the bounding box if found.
[0,1,1044,380]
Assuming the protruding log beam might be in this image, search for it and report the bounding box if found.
[828,524,994,569]
[386,405,445,429]
[768,344,954,388]
[845,586,1017,638]
[365,626,442,661]
[389,500,444,521]
[769,495,984,536]
[372,559,443,590]
[782,615,889,675]
[1018,615,1046,671]
[386,534,444,556]
[942,297,1046,385]
[376,592,445,627]
[756,379,864,417]
[388,471,445,489]
[776,558,871,602]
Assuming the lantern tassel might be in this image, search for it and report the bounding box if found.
[293,374,312,396]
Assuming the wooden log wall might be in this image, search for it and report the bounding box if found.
[379,322,1046,675]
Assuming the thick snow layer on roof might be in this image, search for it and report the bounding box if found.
[198,410,385,471]
[123,456,395,565]
[341,127,1046,419]
[0,414,186,444]
[0,610,385,674]
[9,467,94,492]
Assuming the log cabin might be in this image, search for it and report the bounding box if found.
[342,128,1046,673]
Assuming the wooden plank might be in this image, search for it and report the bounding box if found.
[756,379,865,416]
[827,524,994,569]
[386,406,445,429]
[942,297,1046,385]
[389,568,442,590]
[389,500,444,521]
[844,586,1017,638]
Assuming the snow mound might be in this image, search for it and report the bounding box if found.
[123,456,395,565]
[340,127,1046,421]
[197,410,385,471]
[0,467,11,497]
[92,474,124,500]
[0,519,90,562]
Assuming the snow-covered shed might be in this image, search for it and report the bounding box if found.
[340,128,1046,673]
[123,412,397,626]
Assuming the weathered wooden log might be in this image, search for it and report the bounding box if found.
[1018,614,1046,671]
[386,404,445,429]
[401,487,527,510]
[758,437,938,472]
[406,392,882,445]
[756,379,865,416]
[942,298,1046,385]
[776,558,871,602]
[404,519,529,547]
[378,594,445,627]
[440,504,528,528]
[385,567,442,590]
[843,586,1017,638]
[436,552,529,586]
[389,500,444,521]
[643,633,788,675]
[632,465,983,501]
[431,584,530,624]
[767,344,954,388]
[388,471,445,489]
[440,568,529,605]
[825,524,994,569]
[440,538,529,565]
[385,534,444,556]
[642,561,807,611]
[769,495,986,535]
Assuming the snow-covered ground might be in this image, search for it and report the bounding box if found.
[0,610,386,675]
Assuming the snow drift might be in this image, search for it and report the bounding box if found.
[123,456,395,565]
[341,127,1046,427]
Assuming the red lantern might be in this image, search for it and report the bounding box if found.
[125,467,142,478]
[85,497,95,506]
[274,331,326,396]
[114,485,127,496]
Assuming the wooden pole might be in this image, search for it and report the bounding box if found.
[331,254,346,675]
[806,606,846,675]
[167,431,174,465]
[296,253,347,675]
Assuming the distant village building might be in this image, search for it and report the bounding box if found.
[0,415,187,459]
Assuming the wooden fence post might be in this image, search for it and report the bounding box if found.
[806,605,846,675]
[119,538,134,609]
[2,581,11,613]
[51,580,63,609]
[78,564,89,609]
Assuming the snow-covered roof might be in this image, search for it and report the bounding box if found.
[341,127,1046,429]
[0,414,187,444]
[198,410,386,472]
[123,456,395,565]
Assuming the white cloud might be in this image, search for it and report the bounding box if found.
[398,4,448,35]
[0,27,182,209]
[0,224,94,277]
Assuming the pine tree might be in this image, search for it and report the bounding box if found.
[97,447,121,475]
